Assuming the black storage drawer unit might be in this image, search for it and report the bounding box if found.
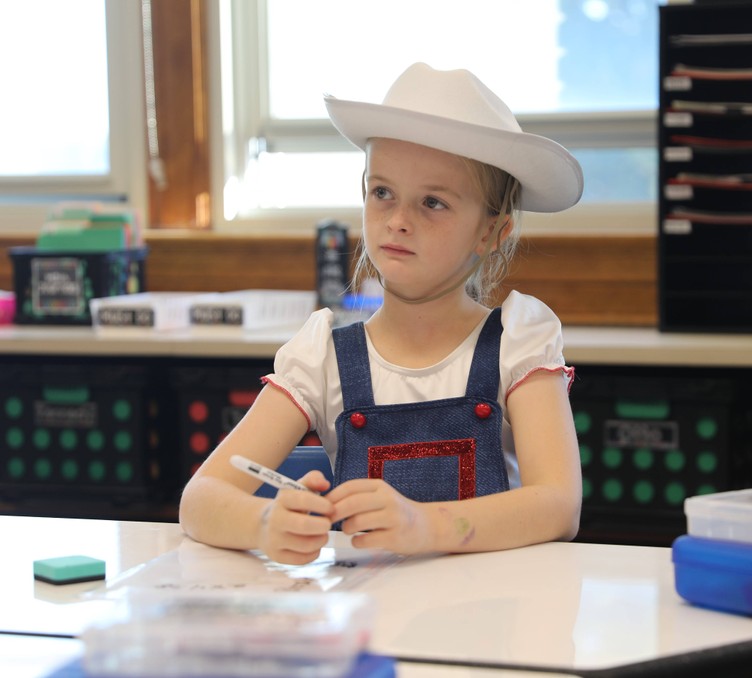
[171,363,322,489]
[572,364,752,545]
[0,359,176,508]
[1,350,750,548]
[658,3,752,332]
[171,364,267,487]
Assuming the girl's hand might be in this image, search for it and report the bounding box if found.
[257,470,333,565]
[328,479,432,554]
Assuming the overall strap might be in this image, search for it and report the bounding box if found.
[464,307,503,400]
[332,322,375,409]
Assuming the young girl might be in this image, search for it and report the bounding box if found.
[180,63,584,565]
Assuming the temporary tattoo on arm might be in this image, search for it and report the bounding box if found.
[454,516,476,546]
[438,507,476,546]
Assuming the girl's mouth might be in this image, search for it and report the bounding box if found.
[381,243,414,255]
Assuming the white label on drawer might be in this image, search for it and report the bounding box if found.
[663,75,692,91]
[664,184,693,200]
[664,146,693,162]
[96,307,155,327]
[190,305,244,326]
[35,401,98,428]
[605,420,679,450]
[663,111,693,127]
[663,219,692,235]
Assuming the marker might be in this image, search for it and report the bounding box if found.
[230,455,310,492]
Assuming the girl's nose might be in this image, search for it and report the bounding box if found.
[386,204,413,233]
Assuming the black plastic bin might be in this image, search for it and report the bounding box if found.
[10,246,148,325]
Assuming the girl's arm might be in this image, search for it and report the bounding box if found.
[179,385,334,562]
[328,370,582,554]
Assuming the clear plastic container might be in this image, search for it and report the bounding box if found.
[685,489,752,544]
[81,591,374,677]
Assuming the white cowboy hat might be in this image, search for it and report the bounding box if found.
[325,62,583,213]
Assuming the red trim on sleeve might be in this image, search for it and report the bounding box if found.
[261,376,313,431]
[506,365,575,403]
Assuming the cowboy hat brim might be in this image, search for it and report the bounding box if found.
[325,96,584,214]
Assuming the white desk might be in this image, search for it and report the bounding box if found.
[1,516,751,677]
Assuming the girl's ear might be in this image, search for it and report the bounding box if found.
[475,214,512,256]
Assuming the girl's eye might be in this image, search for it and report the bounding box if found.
[424,196,447,210]
[372,186,393,200]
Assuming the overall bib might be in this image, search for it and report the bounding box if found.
[332,308,509,502]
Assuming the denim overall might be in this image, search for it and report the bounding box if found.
[332,308,509,502]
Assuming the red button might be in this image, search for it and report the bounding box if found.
[475,403,492,419]
[190,431,210,454]
[188,400,209,423]
[350,412,367,429]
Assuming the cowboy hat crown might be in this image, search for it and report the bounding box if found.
[325,62,583,213]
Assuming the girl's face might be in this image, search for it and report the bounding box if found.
[363,138,494,302]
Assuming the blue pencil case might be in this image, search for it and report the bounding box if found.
[672,534,752,616]
[45,653,395,678]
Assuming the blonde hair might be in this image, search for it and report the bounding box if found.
[461,157,522,305]
[352,156,522,306]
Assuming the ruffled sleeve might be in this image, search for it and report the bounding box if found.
[262,308,338,433]
[499,290,574,403]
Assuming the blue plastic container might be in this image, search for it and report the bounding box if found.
[672,534,752,616]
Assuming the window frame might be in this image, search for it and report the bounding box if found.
[208,0,659,236]
[0,0,147,233]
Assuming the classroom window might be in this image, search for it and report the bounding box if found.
[212,0,665,232]
[0,0,147,232]
[0,2,108,178]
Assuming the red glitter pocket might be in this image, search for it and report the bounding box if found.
[367,438,476,499]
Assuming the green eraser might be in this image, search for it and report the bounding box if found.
[33,555,106,585]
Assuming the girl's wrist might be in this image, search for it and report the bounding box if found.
[427,503,477,553]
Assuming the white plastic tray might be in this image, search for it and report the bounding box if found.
[90,293,196,333]
[188,289,316,333]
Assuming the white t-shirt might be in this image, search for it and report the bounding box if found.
[264,290,574,489]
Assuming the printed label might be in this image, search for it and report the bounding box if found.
[35,401,98,428]
[663,76,692,92]
[31,258,85,316]
[664,184,693,201]
[604,419,679,450]
[190,305,243,326]
[664,147,693,163]
[663,112,693,128]
[97,307,155,327]
[663,219,692,235]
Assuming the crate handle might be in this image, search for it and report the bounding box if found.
[615,400,669,420]
[43,386,90,404]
